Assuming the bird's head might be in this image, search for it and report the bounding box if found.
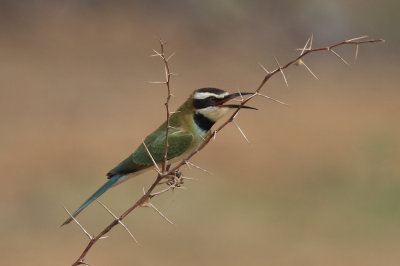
[191,87,256,123]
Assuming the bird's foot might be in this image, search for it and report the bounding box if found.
[166,170,184,187]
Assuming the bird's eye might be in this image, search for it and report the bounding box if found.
[209,97,216,103]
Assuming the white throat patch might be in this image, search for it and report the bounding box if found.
[196,106,230,122]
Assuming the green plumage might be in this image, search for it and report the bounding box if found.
[107,98,200,178]
[107,126,193,177]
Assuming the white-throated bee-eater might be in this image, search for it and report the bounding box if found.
[61,88,255,226]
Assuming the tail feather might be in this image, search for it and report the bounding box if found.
[61,174,122,226]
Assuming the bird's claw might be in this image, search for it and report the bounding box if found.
[166,170,184,187]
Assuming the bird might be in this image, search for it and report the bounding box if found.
[61,87,255,226]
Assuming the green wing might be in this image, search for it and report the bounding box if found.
[107,128,193,177]
[133,129,193,165]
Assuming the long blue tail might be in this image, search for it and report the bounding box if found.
[61,174,122,226]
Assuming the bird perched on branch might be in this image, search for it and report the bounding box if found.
[61,87,255,226]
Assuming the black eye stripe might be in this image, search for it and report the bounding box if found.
[193,97,216,109]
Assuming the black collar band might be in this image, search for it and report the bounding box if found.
[194,112,215,132]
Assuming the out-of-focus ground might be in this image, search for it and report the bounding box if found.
[0,1,399,265]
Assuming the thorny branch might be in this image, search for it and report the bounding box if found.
[71,35,383,265]
[151,40,175,173]
[72,39,177,266]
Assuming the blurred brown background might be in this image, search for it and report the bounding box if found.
[0,1,399,265]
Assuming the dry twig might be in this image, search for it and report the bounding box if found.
[151,40,174,173]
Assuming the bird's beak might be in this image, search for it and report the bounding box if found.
[217,92,257,110]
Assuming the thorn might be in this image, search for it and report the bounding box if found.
[151,49,162,58]
[213,130,217,140]
[185,160,212,174]
[295,48,312,52]
[144,202,174,225]
[300,36,311,56]
[77,260,91,266]
[237,89,244,102]
[232,119,250,143]
[301,61,319,80]
[148,81,167,84]
[164,66,169,80]
[184,160,191,169]
[346,35,369,42]
[169,110,180,114]
[96,200,140,245]
[274,56,289,87]
[232,98,244,103]
[166,52,176,61]
[309,33,313,49]
[62,205,93,240]
[142,140,161,174]
[355,44,359,62]
[150,186,174,197]
[258,62,270,74]
[330,49,350,66]
[256,92,288,105]
[246,92,258,101]
[181,176,198,181]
